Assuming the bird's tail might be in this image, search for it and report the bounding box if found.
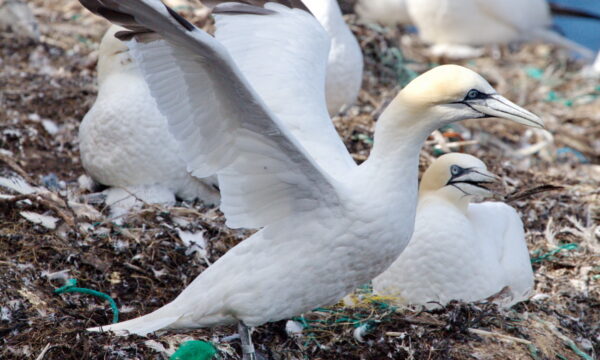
[531,28,594,60]
[87,303,181,336]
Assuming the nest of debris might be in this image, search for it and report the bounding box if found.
[1,1,598,359]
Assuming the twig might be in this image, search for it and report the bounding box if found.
[35,343,52,360]
[504,184,564,203]
[0,152,33,183]
[0,193,76,228]
[468,328,532,345]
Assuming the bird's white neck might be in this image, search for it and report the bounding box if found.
[302,0,344,32]
[356,99,437,222]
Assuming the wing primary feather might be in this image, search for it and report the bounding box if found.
[165,5,195,31]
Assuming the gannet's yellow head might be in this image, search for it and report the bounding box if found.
[97,25,135,85]
[420,153,499,204]
[396,65,544,128]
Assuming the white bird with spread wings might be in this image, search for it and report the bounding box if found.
[78,1,543,358]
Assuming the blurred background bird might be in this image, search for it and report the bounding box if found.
[355,0,600,59]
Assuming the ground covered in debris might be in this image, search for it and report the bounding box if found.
[1,1,598,359]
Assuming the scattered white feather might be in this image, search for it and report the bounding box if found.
[41,269,70,282]
[19,211,59,230]
[285,320,304,337]
[0,173,38,195]
[41,119,59,135]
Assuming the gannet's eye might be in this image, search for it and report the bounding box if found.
[450,165,462,176]
[466,89,481,100]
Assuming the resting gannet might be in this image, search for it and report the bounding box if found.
[373,153,534,308]
[79,25,220,210]
[355,0,412,27]
[303,0,363,115]
[78,1,542,358]
[405,0,594,59]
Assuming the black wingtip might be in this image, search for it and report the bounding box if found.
[550,3,600,21]
[166,4,195,31]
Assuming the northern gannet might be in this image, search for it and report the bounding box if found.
[78,1,543,358]
[355,0,412,27]
[300,0,364,115]
[404,0,594,59]
[207,0,363,115]
[80,0,361,211]
[0,0,39,40]
[79,25,221,210]
[373,153,534,308]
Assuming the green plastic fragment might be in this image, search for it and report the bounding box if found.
[565,339,594,360]
[169,341,217,360]
[525,67,544,80]
[527,344,541,360]
[531,243,578,264]
[54,279,119,323]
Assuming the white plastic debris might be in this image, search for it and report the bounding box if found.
[530,293,551,302]
[0,173,38,195]
[144,340,172,357]
[285,320,304,337]
[41,119,58,135]
[19,211,58,230]
[353,323,371,342]
[177,229,209,263]
[77,174,95,192]
[41,269,70,282]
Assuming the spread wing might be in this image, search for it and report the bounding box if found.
[213,3,357,178]
[79,0,345,229]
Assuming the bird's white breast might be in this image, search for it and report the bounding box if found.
[373,196,510,306]
[79,71,215,202]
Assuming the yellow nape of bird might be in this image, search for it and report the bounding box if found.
[77,1,543,359]
[373,153,534,308]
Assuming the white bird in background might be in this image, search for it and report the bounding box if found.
[373,153,534,308]
[355,0,412,27]
[78,0,542,359]
[0,0,40,40]
[302,0,363,115]
[79,25,220,215]
[206,0,364,115]
[404,0,595,59]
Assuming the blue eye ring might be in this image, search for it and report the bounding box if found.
[466,89,480,99]
[450,165,462,176]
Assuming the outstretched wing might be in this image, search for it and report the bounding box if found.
[79,0,345,229]
[213,3,357,178]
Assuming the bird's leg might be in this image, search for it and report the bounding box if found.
[238,321,256,360]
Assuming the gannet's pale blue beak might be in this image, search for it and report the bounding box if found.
[470,94,544,129]
[447,167,499,197]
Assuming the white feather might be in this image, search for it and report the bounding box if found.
[405,0,593,59]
